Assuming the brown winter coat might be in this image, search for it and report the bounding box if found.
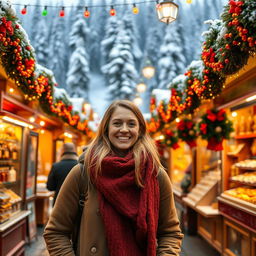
[44,162,183,256]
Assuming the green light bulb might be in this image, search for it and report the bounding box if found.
[42,9,48,16]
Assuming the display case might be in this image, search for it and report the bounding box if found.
[216,56,256,256]
[219,102,256,229]
[0,120,23,222]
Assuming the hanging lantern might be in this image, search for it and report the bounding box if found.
[136,82,147,93]
[156,0,179,24]
[133,95,143,106]
[142,60,155,79]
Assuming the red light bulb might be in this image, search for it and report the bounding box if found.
[21,6,27,15]
[109,6,116,16]
[84,7,90,18]
[59,7,65,17]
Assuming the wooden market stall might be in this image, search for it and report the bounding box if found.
[182,56,256,255]
[0,62,90,252]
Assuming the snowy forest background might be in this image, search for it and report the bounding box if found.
[13,0,226,116]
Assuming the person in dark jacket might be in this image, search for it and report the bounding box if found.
[47,142,78,205]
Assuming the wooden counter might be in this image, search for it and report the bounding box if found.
[0,211,30,256]
[36,191,54,226]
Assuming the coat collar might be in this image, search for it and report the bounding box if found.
[61,153,78,161]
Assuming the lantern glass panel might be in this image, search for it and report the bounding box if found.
[157,2,178,24]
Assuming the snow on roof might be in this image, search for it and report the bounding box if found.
[54,87,70,101]
[151,89,171,105]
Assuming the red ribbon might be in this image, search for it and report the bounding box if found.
[171,142,179,150]
[186,140,197,149]
[207,137,223,151]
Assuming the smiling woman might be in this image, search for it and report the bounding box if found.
[44,100,183,256]
[108,106,140,156]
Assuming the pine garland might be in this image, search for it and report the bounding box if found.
[0,5,90,134]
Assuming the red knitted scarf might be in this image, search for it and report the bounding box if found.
[91,152,159,256]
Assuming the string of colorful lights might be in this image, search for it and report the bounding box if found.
[11,0,192,17]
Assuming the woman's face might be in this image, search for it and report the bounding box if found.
[108,106,140,156]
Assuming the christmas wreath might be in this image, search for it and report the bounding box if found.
[156,129,179,149]
[198,108,233,151]
[177,118,197,149]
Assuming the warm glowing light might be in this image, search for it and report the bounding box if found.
[186,0,192,3]
[136,82,147,93]
[175,118,180,123]
[64,132,73,138]
[2,116,30,127]
[159,135,165,140]
[109,6,116,16]
[142,65,155,79]
[231,112,237,117]
[40,120,45,126]
[246,95,256,102]
[93,112,99,120]
[29,116,35,122]
[132,4,139,14]
[156,1,179,24]
[84,7,90,17]
[83,102,91,115]
[133,96,143,106]
[29,125,34,129]
[40,130,45,134]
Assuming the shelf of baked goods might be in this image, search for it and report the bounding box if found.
[0,187,22,224]
[183,170,221,217]
[219,187,256,212]
[230,171,256,187]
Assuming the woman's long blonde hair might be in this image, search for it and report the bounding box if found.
[84,100,164,187]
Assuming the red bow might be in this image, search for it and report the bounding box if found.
[0,17,14,37]
[207,109,226,122]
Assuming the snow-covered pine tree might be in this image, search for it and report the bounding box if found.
[122,11,142,68]
[66,13,90,98]
[101,16,121,66]
[48,0,68,88]
[33,18,48,66]
[28,0,41,45]
[158,24,186,89]
[102,28,139,101]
